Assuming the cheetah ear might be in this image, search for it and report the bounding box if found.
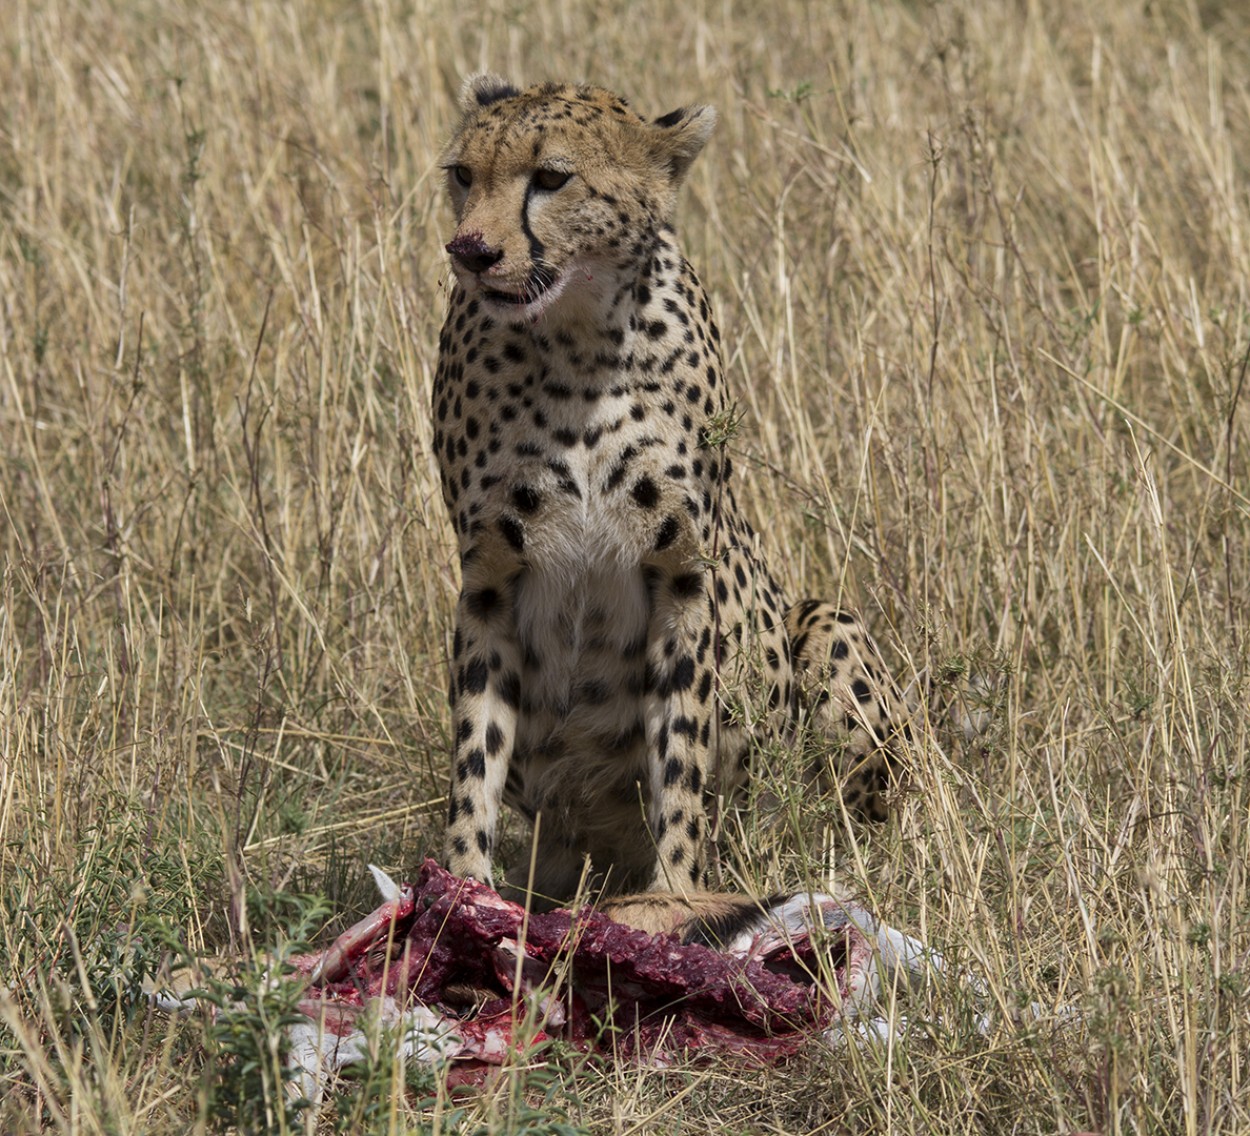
[649,105,717,183]
[460,73,520,112]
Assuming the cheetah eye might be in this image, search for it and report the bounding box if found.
[451,165,473,189]
[533,168,572,192]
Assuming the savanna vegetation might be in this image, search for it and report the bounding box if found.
[2,0,1248,1131]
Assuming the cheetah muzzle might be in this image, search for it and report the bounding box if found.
[434,74,907,904]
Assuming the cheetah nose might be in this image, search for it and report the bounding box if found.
[446,233,504,275]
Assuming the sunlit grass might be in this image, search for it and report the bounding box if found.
[1,0,1248,1131]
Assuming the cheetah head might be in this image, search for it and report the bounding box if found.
[440,75,715,320]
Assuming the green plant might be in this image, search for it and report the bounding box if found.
[196,889,329,1135]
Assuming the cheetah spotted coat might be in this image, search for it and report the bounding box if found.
[433,75,904,903]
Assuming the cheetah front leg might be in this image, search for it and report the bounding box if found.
[644,570,714,892]
[443,562,523,885]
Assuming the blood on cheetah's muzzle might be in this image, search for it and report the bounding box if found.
[446,232,503,275]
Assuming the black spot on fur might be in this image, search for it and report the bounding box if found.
[461,659,488,695]
[671,571,702,597]
[512,485,542,514]
[672,715,697,739]
[499,515,525,551]
[456,747,486,781]
[632,477,660,508]
[466,588,499,619]
[498,671,521,709]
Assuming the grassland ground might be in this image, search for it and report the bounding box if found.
[1,0,1248,1132]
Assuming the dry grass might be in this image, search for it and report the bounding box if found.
[2,0,1249,1131]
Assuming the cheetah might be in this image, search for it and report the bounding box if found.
[433,75,906,904]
